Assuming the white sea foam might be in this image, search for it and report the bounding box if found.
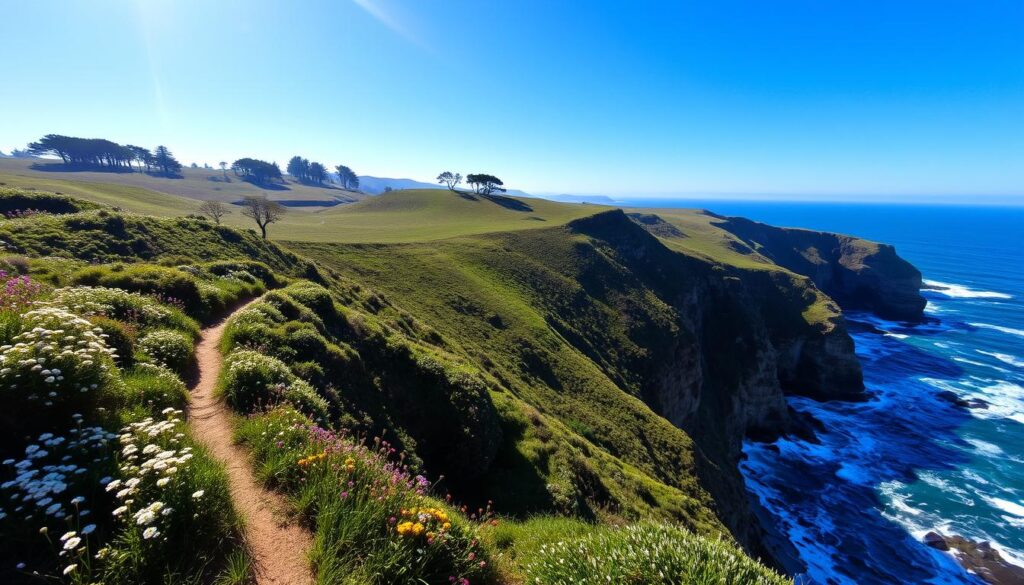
[986,497,1024,518]
[969,322,1024,338]
[924,280,1012,299]
[884,332,909,340]
[964,437,1004,457]
[977,350,1024,368]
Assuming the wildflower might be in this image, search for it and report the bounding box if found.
[192,490,205,499]
[63,537,81,551]
[143,527,159,539]
[81,524,96,535]
[63,564,77,575]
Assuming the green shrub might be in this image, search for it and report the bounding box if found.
[523,522,789,584]
[48,286,199,335]
[89,315,138,369]
[206,260,278,286]
[0,309,22,346]
[119,363,189,414]
[283,378,330,424]
[0,188,102,215]
[139,329,194,375]
[71,264,208,317]
[218,350,294,412]
[283,281,336,317]
[0,306,119,438]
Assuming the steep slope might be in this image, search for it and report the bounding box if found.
[289,210,869,556]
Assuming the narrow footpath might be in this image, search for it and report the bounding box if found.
[188,300,315,585]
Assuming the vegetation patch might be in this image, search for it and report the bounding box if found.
[236,406,494,585]
[0,269,247,584]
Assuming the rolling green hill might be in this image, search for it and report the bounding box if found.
[0,157,362,204]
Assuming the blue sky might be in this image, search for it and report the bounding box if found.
[1,0,1021,199]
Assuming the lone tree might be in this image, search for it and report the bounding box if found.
[241,196,286,239]
[153,145,183,175]
[335,165,359,190]
[437,171,462,191]
[198,200,230,225]
[219,161,228,179]
[466,173,505,195]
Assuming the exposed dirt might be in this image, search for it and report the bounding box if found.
[188,300,314,585]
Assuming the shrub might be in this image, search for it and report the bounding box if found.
[218,350,293,413]
[89,315,137,369]
[71,265,208,318]
[281,379,330,424]
[119,363,189,414]
[0,307,118,435]
[139,329,194,375]
[283,281,336,317]
[0,189,101,215]
[0,422,119,577]
[48,286,198,335]
[524,522,790,584]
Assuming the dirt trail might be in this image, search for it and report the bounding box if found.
[188,300,315,585]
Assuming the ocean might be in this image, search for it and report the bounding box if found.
[627,201,1024,584]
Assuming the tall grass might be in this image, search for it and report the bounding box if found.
[236,407,494,584]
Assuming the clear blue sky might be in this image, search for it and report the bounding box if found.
[1,0,1022,199]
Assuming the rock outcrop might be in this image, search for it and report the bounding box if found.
[711,214,927,321]
[923,532,1024,585]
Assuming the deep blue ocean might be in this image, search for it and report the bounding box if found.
[627,201,1024,584]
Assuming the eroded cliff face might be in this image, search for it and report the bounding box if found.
[564,211,871,553]
[713,214,927,321]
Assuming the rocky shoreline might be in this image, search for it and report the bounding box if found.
[924,532,1024,585]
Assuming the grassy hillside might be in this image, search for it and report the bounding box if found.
[0,157,362,204]
[0,164,603,244]
[0,192,793,583]
[306,189,606,242]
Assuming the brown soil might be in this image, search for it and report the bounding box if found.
[188,300,314,584]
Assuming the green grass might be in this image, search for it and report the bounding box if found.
[302,189,607,243]
[0,157,361,204]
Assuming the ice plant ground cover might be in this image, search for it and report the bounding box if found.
[0,275,246,584]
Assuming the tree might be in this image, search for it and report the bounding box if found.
[241,196,286,239]
[466,173,505,195]
[232,158,283,185]
[153,145,183,175]
[27,134,72,163]
[198,200,230,225]
[219,161,228,180]
[287,156,310,182]
[437,171,462,191]
[308,162,328,184]
[335,165,358,190]
[126,145,152,172]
